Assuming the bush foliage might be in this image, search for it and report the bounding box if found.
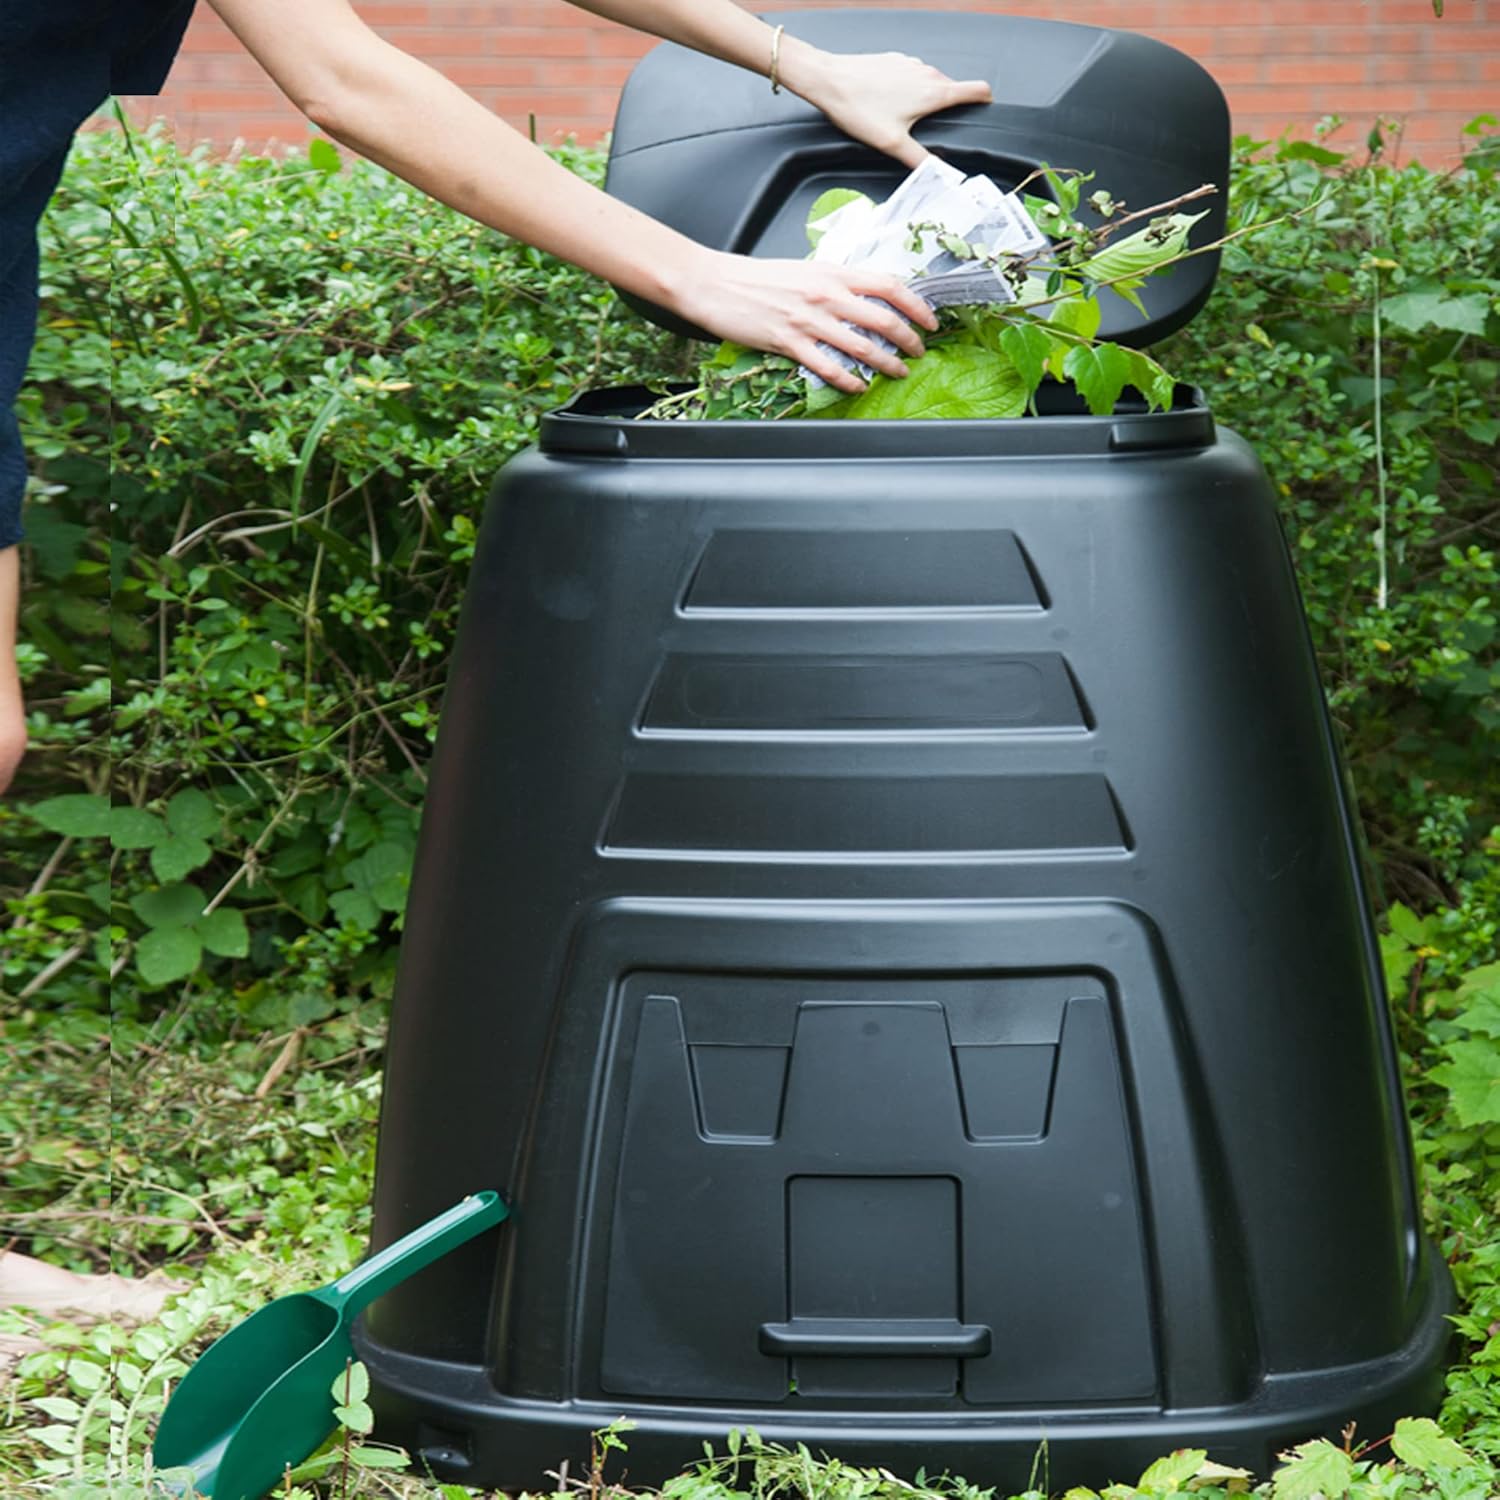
[0,117,1496,1492]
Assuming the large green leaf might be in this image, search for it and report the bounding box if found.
[838,344,1029,421]
[997,322,1059,400]
[28,794,112,838]
[136,927,204,987]
[108,807,168,850]
[1062,343,1134,416]
[150,833,214,884]
[130,882,206,930]
[1084,210,1209,286]
[1390,1416,1472,1472]
[1429,1039,1500,1126]
[1271,1439,1355,1500]
[196,907,249,959]
[165,788,220,840]
[1136,1448,1206,1490]
[1381,288,1491,336]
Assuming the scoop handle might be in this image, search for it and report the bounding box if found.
[330,1190,508,1314]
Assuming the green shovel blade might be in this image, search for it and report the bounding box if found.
[152,1190,507,1500]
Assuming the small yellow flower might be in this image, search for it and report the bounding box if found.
[253,693,269,708]
[1373,639,1393,653]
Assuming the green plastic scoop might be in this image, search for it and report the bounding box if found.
[151,1190,507,1500]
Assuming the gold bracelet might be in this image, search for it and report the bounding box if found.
[769,23,785,94]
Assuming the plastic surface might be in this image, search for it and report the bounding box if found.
[605,10,1228,345]
[356,390,1451,1492]
[151,1192,506,1500]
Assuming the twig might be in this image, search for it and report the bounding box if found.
[17,943,88,1002]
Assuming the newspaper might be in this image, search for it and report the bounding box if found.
[804,156,1049,387]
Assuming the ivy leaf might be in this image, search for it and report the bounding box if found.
[997,322,1058,400]
[1381,289,1490,336]
[109,807,169,850]
[195,907,249,959]
[1137,1448,1206,1490]
[150,833,214,884]
[165,788,220,840]
[839,345,1028,421]
[28,794,112,838]
[1085,210,1209,287]
[1428,1039,1500,1126]
[131,883,206,929]
[805,189,871,250]
[1390,1416,1471,1472]
[1271,1440,1355,1500]
[136,927,204,987]
[1062,342,1134,416]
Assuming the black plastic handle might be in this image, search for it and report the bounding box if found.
[759,1318,992,1358]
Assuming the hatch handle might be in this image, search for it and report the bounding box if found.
[759,1318,992,1358]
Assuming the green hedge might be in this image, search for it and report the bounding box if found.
[2,120,1498,1460]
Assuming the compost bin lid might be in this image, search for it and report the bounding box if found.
[604,9,1229,347]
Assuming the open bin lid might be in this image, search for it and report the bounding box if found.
[604,9,1229,346]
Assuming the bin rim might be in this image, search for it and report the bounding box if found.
[539,382,1216,460]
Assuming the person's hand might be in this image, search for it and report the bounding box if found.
[670,250,939,393]
[781,46,993,168]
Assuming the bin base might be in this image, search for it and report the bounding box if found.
[355,1247,1453,1493]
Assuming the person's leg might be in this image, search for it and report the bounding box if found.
[0,148,70,795]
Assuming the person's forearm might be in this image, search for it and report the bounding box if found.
[209,1,714,310]
[563,0,833,98]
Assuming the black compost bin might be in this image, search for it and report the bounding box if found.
[355,12,1452,1490]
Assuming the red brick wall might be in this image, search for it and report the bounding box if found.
[125,1,1498,166]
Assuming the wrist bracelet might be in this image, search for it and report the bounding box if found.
[770,23,785,94]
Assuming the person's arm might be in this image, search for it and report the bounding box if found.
[207,0,944,391]
[0,548,26,796]
[565,0,993,168]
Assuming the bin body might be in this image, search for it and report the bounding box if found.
[355,390,1451,1489]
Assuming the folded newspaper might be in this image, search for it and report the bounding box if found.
[804,155,1050,387]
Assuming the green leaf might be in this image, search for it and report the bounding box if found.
[805,188,871,249]
[1062,342,1134,416]
[1381,289,1491,336]
[131,883,206,930]
[330,1363,370,1404]
[1386,903,1428,946]
[837,345,1029,421]
[1049,296,1103,343]
[195,907,249,959]
[1137,1449,1207,1490]
[150,833,214,884]
[805,381,850,415]
[1390,1416,1471,1472]
[28,794,112,838]
[330,889,381,931]
[109,807,169,850]
[332,1399,374,1435]
[348,1446,410,1471]
[165,788,220,839]
[1084,211,1209,287]
[1429,1039,1500,1126]
[1276,140,1348,166]
[997,322,1058,399]
[308,136,341,173]
[1271,1440,1355,1500]
[136,927,204,987]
